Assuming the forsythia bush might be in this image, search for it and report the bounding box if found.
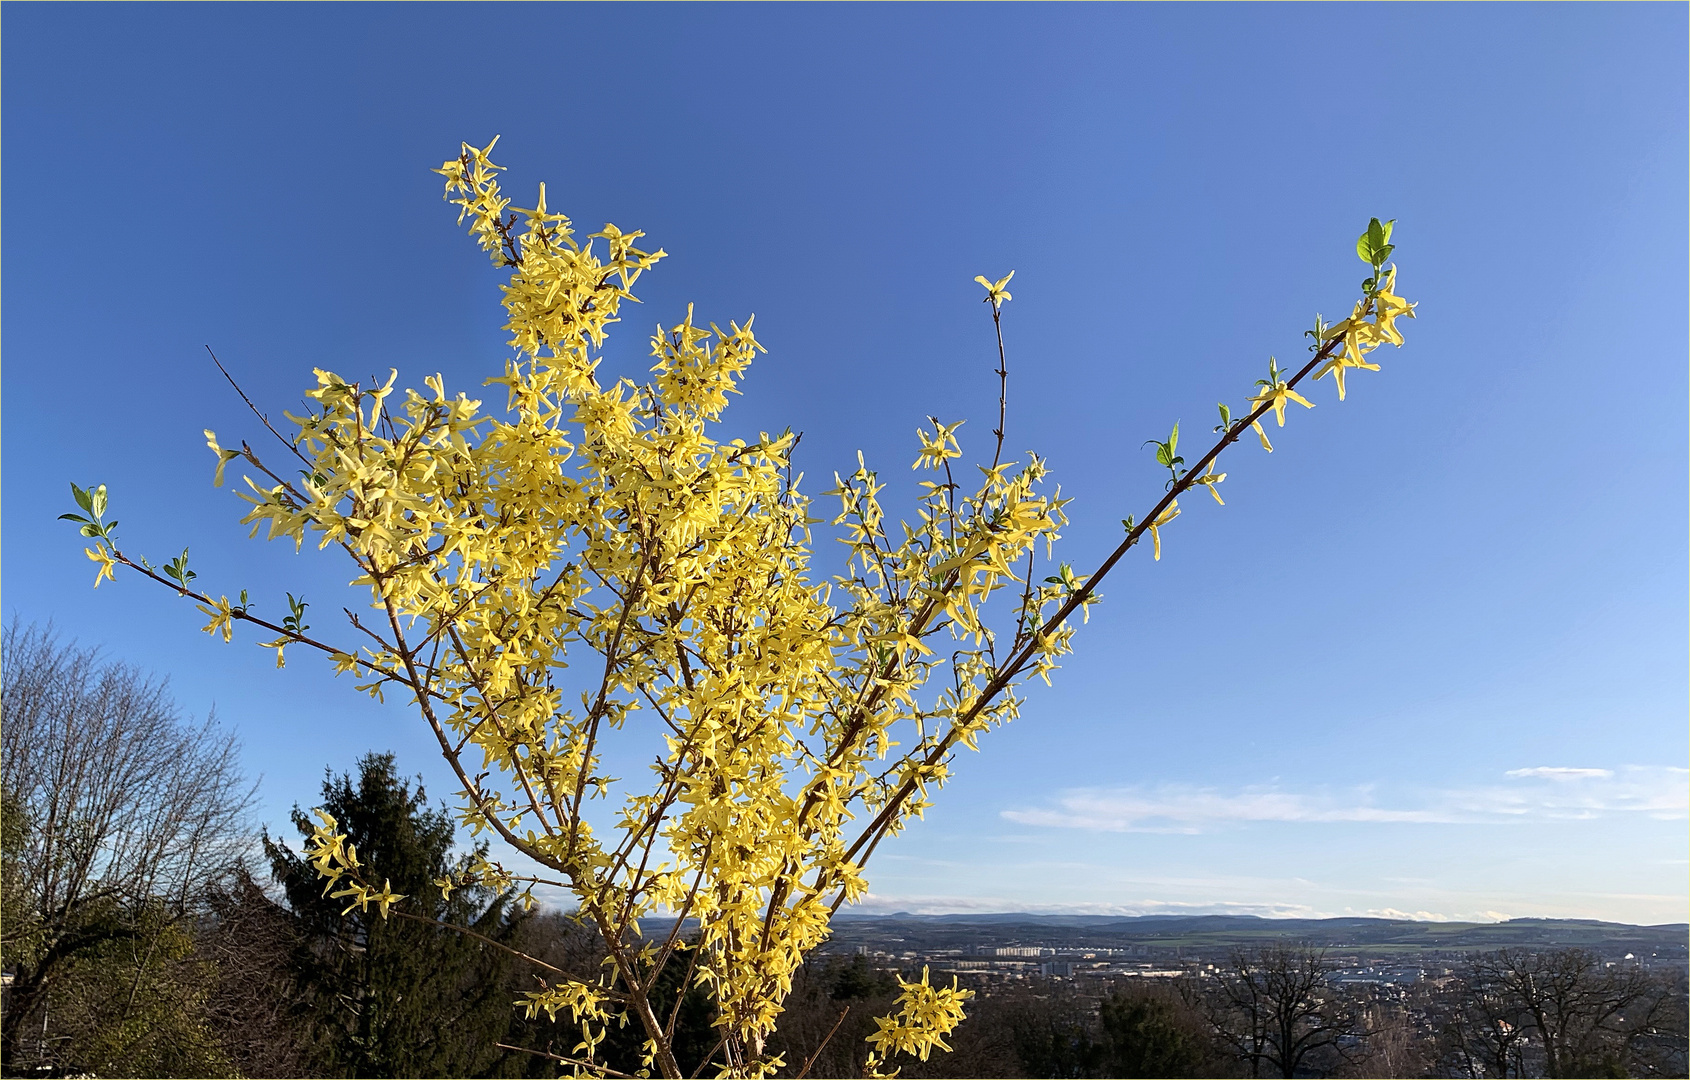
[67,138,1413,1078]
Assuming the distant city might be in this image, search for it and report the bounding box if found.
[820,912,1690,987]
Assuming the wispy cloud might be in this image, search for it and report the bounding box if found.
[1506,766,1614,781]
[845,895,1515,923]
[1002,766,1688,834]
[1360,907,1511,924]
[848,893,1333,919]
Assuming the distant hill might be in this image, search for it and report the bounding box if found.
[824,912,1689,959]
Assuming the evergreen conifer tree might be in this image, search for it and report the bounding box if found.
[265,753,531,1077]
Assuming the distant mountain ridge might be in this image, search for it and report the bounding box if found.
[836,911,1686,929]
[823,912,1689,956]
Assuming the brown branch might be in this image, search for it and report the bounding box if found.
[442,624,565,841]
[794,1006,852,1080]
[374,585,661,1067]
[373,590,563,876]
[205,345,314,468]
[389,910,594,984]
[989,303,1009,471]
[690,1033,731,1079]
[662,916,706,1043]
[835,328,1352,880]
[495,1043,637,1078]
[570,545,652,858]
[110,552,362,665]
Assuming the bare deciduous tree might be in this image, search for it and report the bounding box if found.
[1195,945,1371,1078]
[1463,948,1681,1079]
[1347,996,1435,1079]
[0,621,252,1069]
[195,867,322,1078]
[1441,961,1534,1078]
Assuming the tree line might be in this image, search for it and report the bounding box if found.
[3,624,1683,1078]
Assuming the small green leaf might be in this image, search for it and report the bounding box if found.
[284,592,311,635]
[1356,217,1397,268]
[163,547,196,592]
[71,483,93,514]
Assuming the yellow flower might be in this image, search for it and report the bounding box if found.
[1248,379,1314,427]
[332,882,370,916]
[1148,501,1180,561]
[1324,304,1384,373]
[1192,461,1227,505]
[973,271,1014,308]
[1372,267,1417,345]
[85,545,117,587]
[260,636,290,668]
[198,596,236,642]
[204,429,241,488]
[1315,352,1381,401]
[370,878,406,919]
[913,420,965,470]
[1250,418,1274,452]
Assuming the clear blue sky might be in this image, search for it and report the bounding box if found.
[5,3,1685,925]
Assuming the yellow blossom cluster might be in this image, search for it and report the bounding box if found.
[73,136,1414,1079]
[183,138,1078,1078]
[304,810,406,918]
[1316,265,1416,399]
[863,966,975,1076]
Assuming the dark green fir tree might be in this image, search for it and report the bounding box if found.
[265,752,533,1078]
[1097,989,1206,1078]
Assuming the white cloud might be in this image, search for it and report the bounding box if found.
[1359,907,1510,924]
[847,897,1520,923]
[848,892,1332,919]
[1002,766,1688,833]
[1506,767,1614,780]
[1001,789,1442,832]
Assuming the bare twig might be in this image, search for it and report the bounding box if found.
[389,909,585,982]
[794,1006,852,1080]
[989,304,1009,471]
[690,1033,731,1079]
[833,324,1355,893]
[205,346,315,468]
[495,1043,637,1078]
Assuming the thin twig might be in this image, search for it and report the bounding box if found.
[389,909,582,982]
[204,345,314,468]
[111,553,353,662]
[794,1006,852,1080]
[989,304,1009,471]
[832,325,1355,892]
[495,1043,637,1078]
[690,1033,730,1079]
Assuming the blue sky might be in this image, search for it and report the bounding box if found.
[4,3,1685,925]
